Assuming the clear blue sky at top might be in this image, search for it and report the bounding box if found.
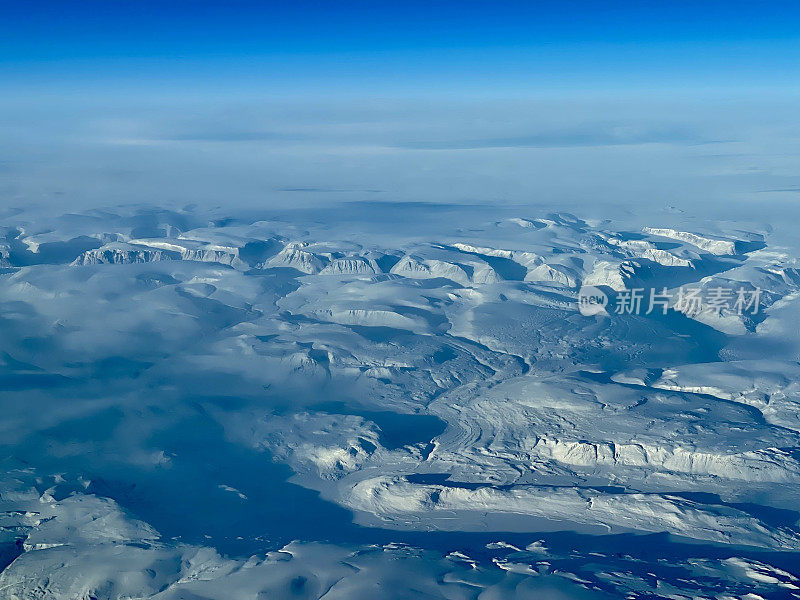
[4,0,799,56]
[2,0,799,95]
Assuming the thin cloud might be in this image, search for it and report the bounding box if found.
[395,127,729,150]
[161,131,295,142]
[277,187,384,193]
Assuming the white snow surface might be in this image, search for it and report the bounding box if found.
[0,202,798,599]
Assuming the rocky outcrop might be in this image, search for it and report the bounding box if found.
[71,243,180,265]
[319,257,378,276]
[643,227,738,256]
[263,243,326,273]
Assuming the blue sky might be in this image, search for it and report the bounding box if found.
[1,1,799,209]
[3,0,799,95]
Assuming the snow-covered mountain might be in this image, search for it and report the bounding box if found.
[0,201,798,599]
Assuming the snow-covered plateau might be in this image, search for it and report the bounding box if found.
[0,200,799,599]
